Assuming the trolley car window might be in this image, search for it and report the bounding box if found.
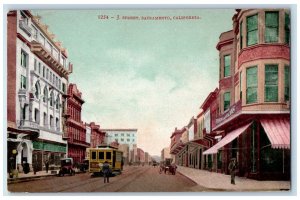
[91,151,96,160]
[99,152,104,159]
[106,152,112,160]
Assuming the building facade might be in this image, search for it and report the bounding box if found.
[101,129,138,151]
[7,10,73,172]
[203,9,290,180]
[66,84,89,164]
[88,122,106,148]
[161,146,171,162]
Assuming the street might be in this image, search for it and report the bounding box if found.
[7,166,210,193]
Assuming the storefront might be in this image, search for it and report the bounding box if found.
[32,140,67,171]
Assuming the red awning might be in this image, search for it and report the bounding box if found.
[260,117,290,149]
[203,122,252,155]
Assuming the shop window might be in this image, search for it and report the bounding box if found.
[224,55,231,78]
[285,13,290,44]
[223,92,230,111]
[21,75,27,89]
[21,50,28,68]
[246,14,258,46]
[265,11,279,43]
[246,66,258,104]
[265,64,278,102]
[284,66,290,101]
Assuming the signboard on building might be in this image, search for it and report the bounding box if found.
[216,100,242,126]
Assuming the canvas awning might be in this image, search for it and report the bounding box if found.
[260,117,290,149]
[203,122,252,155]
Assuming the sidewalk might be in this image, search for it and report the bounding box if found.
[176,166,291,191]
[7,168,83,184]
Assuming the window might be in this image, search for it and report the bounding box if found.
[121,138,124,142]
[127,133,130,137]
[21,75,26,89]
[265,65,278,102]
[62,57,66,68]
[121,133,124,136]
[223,92,230,111]
[284,66,290,101]
[43,112,47,126]
[53,74,55,84]
[106,152,111,160]
[127,139,130,142]
[247,14,258,46]
[38,63,41,74]
[58,79,61,90]
[285,13,290,44]
[32,26,38,39]
[246,66,258,104]
[62,83,66,93]
[50,72,52,82]
[43,66,45,77]
[43,87,48,103]
[50,115,53,127]
[50,91,54,107]
[240,71,242,100]
[34,108,40,124]
[46,69,49,79]
[34,81,40,99]
[20,11,29,24]
[56,95,60,109]
[132,139,135,142]
[240,21,243,49]
[99,152,104,160]
[265,11,279,43]
[224,55,231,77]
[39,34,45,45]
[56,118,59,130]
[21,50,28,68]
[91,152,96,160]
[114,134,118,137]
[34,59,37,71]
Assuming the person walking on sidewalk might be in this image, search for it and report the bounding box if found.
[102,161,110,183]
[228,158,237,185]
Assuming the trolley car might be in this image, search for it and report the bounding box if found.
[88,145,123,176]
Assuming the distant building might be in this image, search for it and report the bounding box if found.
[88,122,106,148]
[161,147,171,162]
[101,129,137,150]
[118,144,130,165]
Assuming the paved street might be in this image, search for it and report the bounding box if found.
[7,166,210,193]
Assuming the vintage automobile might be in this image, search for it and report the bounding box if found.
[58,158,75,176]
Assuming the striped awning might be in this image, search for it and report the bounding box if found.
[203,122,252,155]
[260,117,290,149]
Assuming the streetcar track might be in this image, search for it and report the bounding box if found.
[57,167,145,192]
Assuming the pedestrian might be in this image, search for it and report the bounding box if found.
[228,158,237,185]
[102,160,110,183]
[45,159,49,173]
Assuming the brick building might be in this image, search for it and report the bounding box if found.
[65,84,89,164]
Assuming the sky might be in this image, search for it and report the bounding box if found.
[32,9,235,156]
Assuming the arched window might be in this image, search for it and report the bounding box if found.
[34,81,41,99]
[43,86,48,103]
[56,95,60,109]
[50,91,54,107]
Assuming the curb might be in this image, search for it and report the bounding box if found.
[7,171,86,184]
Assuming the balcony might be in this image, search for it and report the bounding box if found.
[19,20,32,37]
[17,120,40,137]
[30,41,71,79]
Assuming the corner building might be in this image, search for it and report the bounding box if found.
[7,10,73,172]
[204,9,290,180]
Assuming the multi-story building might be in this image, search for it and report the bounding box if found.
[137,148,145,164]
[88,122,106,148]
[7,10,73,172]
[203,9,290,180]
[161,147,171,162]
[101,129,137,151]
[65,84,89,164]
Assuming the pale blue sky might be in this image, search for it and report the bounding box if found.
[33,9,235,156]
